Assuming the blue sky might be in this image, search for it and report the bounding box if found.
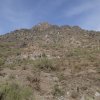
[0,0,100,34]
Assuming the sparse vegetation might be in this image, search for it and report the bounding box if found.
[26,75,40,91]
[71,91,79,99]
[0,58,5,66]
[0,23,100,99]
[9,74,16,80]
[52,84,64,97]
[0,82,33,100]
[34,57,56,72]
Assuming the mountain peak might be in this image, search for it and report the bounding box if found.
[38,22,51,26]
[32,22,52,31]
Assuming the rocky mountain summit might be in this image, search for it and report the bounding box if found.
[0,23,100,100]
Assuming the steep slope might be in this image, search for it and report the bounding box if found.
[0,23,100,100]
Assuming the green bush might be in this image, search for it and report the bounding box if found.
[0,82,33,100]
[0,58,5,66]
[34,57,56,72]
[52,84,64,97]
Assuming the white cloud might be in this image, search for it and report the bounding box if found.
[0,0,34,28]
[0,0,100,33]
[62,0,100,31]
[63,0,100,18]
[80,12,100,31]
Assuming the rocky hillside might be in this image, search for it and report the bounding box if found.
[0,22,100,100]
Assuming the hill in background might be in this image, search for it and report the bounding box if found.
[0,23,100,100]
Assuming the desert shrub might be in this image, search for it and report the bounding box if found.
[6,63,16,70]
[52,84,64,97]
[58,73,66,81]
[26,75,40,91]
[34,57,56,72]
[0,82,33,100]
[20,42,27,48]
[71,91,79,99]
[0,58,5,66]
[9,74,16,80]
[41,52,47,58]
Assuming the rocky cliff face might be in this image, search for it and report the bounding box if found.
[0,23,100,100]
